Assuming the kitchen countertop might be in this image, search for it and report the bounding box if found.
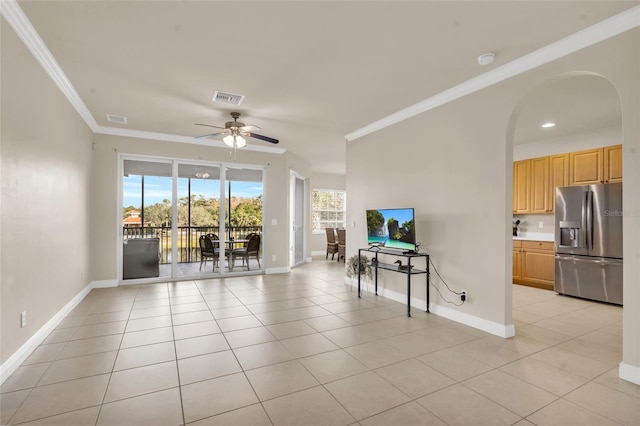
[513,232,554,242]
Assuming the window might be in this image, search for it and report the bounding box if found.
[312,189,346,233]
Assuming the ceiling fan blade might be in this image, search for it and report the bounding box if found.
[195,123,225,129]
[247,132,279,144]
[196,132,225,139]
[240,125,261,132]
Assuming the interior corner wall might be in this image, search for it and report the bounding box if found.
[89,134,294,281]
[310,173,346,255]
[346,88,514,329]
[1,19,93,364]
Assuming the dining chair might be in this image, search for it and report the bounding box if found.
[232,233,261,270]
[336,228,346,262]
[325,228,339,260]
[199,234,217,271]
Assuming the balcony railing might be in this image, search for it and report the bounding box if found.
[123,226,262,264]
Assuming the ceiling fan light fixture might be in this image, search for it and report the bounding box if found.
[235,135,247,148]
[223,134,247,148]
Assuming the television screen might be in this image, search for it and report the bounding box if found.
[366,208,416,251]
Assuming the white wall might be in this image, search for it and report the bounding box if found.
[513,126,621,161]
[1,21,93,364]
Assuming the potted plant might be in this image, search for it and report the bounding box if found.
[346,254,373,284]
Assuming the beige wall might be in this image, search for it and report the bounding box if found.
[90,134,300,281]
[1,21,94,363]
[346,28,640,376]
[310,173,346,255]
[347,89,514,329]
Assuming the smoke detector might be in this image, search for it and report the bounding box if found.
[477,52,495,65]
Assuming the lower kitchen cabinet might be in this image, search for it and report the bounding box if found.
[513,240,555,290]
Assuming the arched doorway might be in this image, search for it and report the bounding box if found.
[506,73,623,323]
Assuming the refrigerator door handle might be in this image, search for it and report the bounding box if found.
[586,190,593,250]
[581,190,588,251]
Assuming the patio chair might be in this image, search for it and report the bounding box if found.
[337,228,346,262]
[206,233,230,267]
[325,228,338,260]
[199,234,218,271]
[232,233,261,270]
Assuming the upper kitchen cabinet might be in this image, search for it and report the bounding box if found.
[569,145,622,186]
[530,156,550,214]
[513,160,531,213]
[514,145,621,214]
[549,153,569,212]
[570,148,603,185]
[604,144,623,183]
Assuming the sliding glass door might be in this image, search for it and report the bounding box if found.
[176,163,222,278]
[121,157,263,281]
[224,167,264,273]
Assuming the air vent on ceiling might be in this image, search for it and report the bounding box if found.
[212,91,245,106]
[106,114,127,124]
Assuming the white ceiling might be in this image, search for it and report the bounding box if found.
[11,1,639,173]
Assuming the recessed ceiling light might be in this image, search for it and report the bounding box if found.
[541,122,556,128]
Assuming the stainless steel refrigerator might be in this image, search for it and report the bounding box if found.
[555,183,623,305]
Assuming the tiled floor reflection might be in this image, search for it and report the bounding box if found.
[1,259,637,425]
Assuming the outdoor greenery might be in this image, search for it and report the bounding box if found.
[312,189,346,231]
[123,194,262,227]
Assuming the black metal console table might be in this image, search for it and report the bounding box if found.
[357,247,430,317]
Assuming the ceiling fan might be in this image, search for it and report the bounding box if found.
[195,112,279,151]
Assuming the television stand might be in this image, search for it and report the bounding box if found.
[357,247,430,317]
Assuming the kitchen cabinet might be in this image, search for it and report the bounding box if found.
[512,240,523,282]
[570,148,603,185]
[513,240,554,290]
[530,156,550,214]
[604,145,623,183]
[549,153,570,212]
[513,160,531,213]
[514,145,621,214]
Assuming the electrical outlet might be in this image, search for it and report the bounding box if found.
[460,290,468,302]
[272,255,277,262]
[21,311,27,328]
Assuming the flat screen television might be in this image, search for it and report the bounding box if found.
[366,208,416,251]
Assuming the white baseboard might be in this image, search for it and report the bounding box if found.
[346,278,515,338]
[266,266,291,274]
[91,279,118,288]
[311,250,325,256]
[619,362,640,385]
[429,303,516,338]
[306,257,313,263]
[0,282,94,385]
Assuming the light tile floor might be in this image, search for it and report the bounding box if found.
[1,259,638,425]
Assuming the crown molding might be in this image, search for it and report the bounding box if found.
[0,0,286,155]
[345,5,640,142]
[1,0,99,129]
